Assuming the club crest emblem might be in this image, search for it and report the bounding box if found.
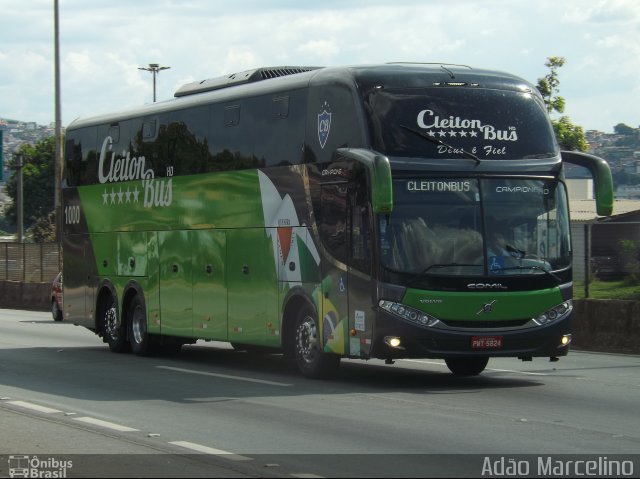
[317,101,332,149]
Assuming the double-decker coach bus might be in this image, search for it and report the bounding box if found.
[63,63,613,377]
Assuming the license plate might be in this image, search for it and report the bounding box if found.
[471,336,503,349]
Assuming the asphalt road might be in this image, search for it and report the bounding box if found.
[0,309,638,477]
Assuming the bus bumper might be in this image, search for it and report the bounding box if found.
[370,309,572,360]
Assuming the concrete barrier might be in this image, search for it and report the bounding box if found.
[0,281,637,355]
[572,299,640,355]
[0,280,51,312]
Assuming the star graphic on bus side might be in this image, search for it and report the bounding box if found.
[103,186,140,205]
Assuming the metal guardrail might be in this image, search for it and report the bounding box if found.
[0,242,61,283]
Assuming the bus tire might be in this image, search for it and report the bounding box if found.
[99,294,129,353]
[128,295,153,356]
[445,357,489,376]
[293,304,340,378]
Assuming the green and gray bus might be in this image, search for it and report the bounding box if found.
[63,64,613,377]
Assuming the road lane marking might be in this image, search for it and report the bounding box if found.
[7,400,62,414]
[73,416,139,432]
[486,367,547,376]
[169,441,252,461]
[399,359,548,376]
[156,365,292,387]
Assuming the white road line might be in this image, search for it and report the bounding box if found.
[7,400,62,414]
[399,359,447,367]
[169,441,252,461]
[486,368,548,376]
[290,474,325,478]
[399,359,548,376]
[157,365,292,387]
[73,416,139,432]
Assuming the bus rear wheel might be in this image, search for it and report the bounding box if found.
[128,295,152,356]
[293,305,340,378]
[99,295,129,353]
[445,357,489,376]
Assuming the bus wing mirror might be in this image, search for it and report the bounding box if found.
[336,148,393,214]
[561,150,614,216]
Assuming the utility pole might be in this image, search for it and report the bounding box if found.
[15,153,23,243]
[54,0,62,249]
[138,63,171,102]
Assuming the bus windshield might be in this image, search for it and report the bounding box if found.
[364,87,558,160]
[379,178,571,279]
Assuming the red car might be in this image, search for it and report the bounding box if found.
[51,272,63,321]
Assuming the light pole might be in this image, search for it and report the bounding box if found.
[14,153,24,243]
[54,0,62,249]
[138,63,171,102]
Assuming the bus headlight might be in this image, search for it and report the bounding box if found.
[379,300,440,327]
[533,300,573,326]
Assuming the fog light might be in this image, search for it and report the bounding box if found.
[561,334,572,346]
[384,336,402,348]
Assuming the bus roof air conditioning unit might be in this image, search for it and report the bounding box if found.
[174,66,323,97]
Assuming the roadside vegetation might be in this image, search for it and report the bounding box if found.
[574,280,640,301]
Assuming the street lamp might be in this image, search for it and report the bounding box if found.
[138,63,171,102]
[13,153,24,243]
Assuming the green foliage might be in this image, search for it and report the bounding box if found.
[537,57,588,151]
[574,280,640,300]
[5,136,56,233]
[619,239,640,284]
[613,123,636,136]
[29,211,57,243]
[552,116,588,152]
[536,56,566,114]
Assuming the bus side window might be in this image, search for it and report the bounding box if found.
[320,184,348,265]
[350,181,372,275]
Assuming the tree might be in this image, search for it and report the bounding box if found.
[30,211,57,243]
[536,57,587,151]
[536,56,566,115]
[553,116,588,152]
[5,136,56,237]
[613,123,635,136]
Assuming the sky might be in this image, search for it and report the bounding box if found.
[0,0,639,133]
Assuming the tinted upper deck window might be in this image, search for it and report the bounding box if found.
[363,87,558,160]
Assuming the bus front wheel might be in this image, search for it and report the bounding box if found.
[445,357,489,376]
[294,305,340,378]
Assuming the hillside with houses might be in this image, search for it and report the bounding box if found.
[584,125,640,199]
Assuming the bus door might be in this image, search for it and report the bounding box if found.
[319,183,350,356]
[347,179,375,359]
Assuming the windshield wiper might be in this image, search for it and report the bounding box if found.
[400,125,481,164]
[407,262,483,286]
[505,243,526,259]
[492,265,562,282]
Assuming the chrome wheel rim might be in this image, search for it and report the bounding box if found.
[131,305,144,345]
[296,314,319,365]
[104,305,118,340]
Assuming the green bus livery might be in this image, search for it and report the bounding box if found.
[63,64,613,377]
